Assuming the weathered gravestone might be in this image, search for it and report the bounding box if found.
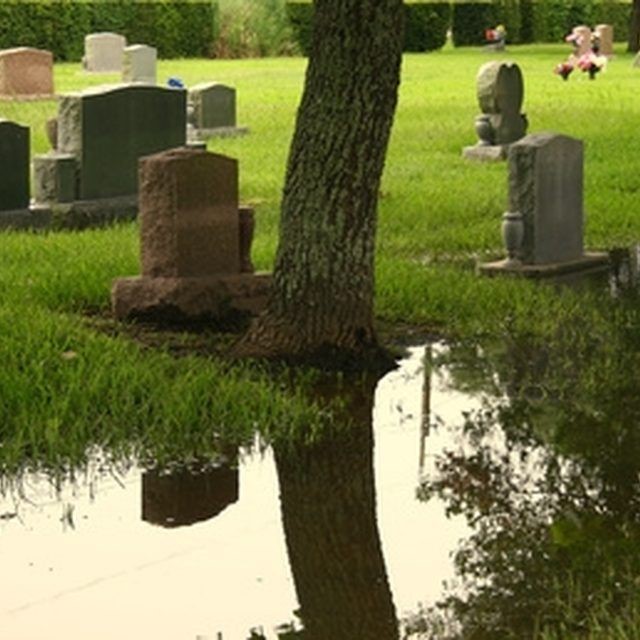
[83,33,126,73]
[463,61,528,162]
[0,47,54,97]
[478,132,609,277]
[33,84,187,227]
[571,25,592,56]
[187,82,248,140]
[122,44,157,84]
[594,24,614,56]
[111,147,270,322]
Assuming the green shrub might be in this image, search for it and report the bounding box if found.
[452,1,498,46]
[214,0,296,58]
[285,2,313,55]
[0,0,215,62]
[405,3,452,52]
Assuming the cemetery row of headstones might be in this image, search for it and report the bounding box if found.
[0,36,246,141]
[461,57,608,278]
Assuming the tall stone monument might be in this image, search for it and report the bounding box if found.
[83,33,126,73]
[462,61,527,162]
[479,132,609,277]
[111,148,270,322]
[0,47,54,97]
[32,84,187,227]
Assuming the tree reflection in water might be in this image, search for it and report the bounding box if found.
[274,374,399,640]
[413,328,640,639]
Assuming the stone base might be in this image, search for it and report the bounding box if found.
[189,125,249,141]
[478,252,610,278]
[0,207,50,230]
[31,195,138,230]
[462,144,508,162]
[111,272,272,323]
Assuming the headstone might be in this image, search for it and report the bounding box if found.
[0,120,29,211]
[462,61,528,162]
[571,25,592,57]
[140,149,241,277]
[478,133,609,277]
[83,32,126,73]
[0,47,54,97]
[187,82,249,139]
[111,147,270,322]
[56,84,186,199]
[122,44,157,84]
[594,24,613,57]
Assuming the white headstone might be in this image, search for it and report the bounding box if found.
[122,44,157,84]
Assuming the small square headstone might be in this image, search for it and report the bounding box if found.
[83,33,126,73]
[0,47,54,97]
[123,44,157,84]
[594,24,613,57]
[188,83,236,130]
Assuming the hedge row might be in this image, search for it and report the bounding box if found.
[286,2,451,55]
[453,0,631,46]
[0,0,216,61]
[287,0,631,52]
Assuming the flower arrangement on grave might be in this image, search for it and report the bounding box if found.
[577,51,607,79]
[565,31,583,54]
[485,24,506,44]
[554,60,574,80]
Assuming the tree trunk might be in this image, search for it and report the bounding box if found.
[273,377,399,639]
[628,0,640,52]
[235,0,404,366]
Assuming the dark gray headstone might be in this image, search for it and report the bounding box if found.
[189,82,236,130]
[57,84,187,199]
[509,133,583,264]
[0,120,29,211]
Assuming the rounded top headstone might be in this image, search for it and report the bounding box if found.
[477,61,523,115]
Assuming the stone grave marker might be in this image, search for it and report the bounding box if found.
[122,44,157,84]
[0,47,54,97]
[462,61,528,162]
[187,82,248,139]
[83,33,126,73]
[112,147,270,322]
[594,24,613,56]
[571,25,592,56]
[32,84,187,227]
[0,120,48,229]
[479,132,608,277]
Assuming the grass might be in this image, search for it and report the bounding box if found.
[4,42,640,640]
[1,42,640,474]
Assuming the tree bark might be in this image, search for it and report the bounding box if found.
[235,0,404,366]
[628,0,640,52]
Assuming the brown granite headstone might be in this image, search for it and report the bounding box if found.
[111,148,271,322]
[0,47,54,97]
[140,148,240,277]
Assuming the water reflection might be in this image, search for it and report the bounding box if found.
[142,462,239,528]
[274,376,398,639]
[412,330,640,638]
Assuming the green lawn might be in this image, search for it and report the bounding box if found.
[1,42,639,474]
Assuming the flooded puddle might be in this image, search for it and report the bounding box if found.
[2,331,640,639]
[0,347,473,639]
